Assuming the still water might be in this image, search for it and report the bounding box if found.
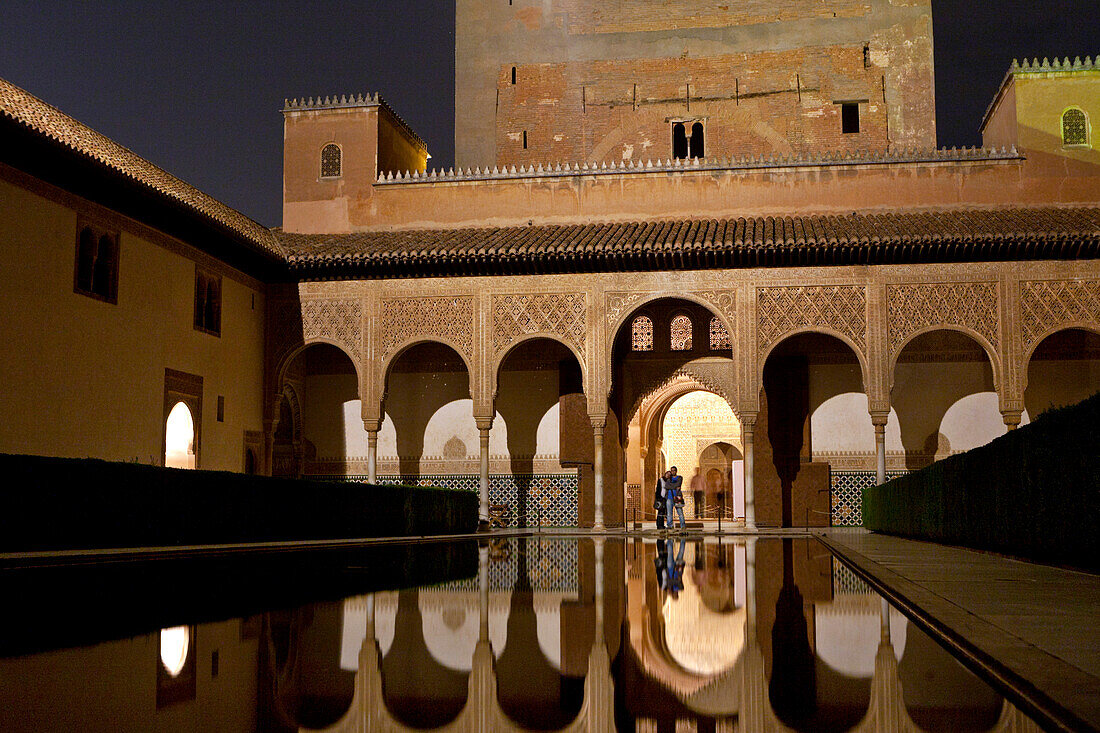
[0,536,1037,732]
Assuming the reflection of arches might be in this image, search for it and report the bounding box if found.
[164,402,196,469]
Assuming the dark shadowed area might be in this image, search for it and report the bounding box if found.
[0,1,1095,226]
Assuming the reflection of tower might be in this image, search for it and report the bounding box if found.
[768,539,815,726]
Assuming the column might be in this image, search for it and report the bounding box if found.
[366,429,378,483]
[592,419,605,530]
[1002,408,1023,431]
[871,412,889,486]
[742,416,756,531]
[477,418,492,529]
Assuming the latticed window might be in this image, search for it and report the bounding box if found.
[1063,109,1088,146]
[320,143,342,178]
[709,316,731,350]
[631,315,653,351]
[670,314,692,351]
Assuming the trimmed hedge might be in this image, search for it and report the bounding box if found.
[0,453,479,551]
[862,392,1100,570]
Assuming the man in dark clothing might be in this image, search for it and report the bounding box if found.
[653,470,671,529]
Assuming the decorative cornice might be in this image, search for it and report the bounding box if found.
[282,92,427,151]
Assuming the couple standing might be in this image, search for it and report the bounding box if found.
[653,466,686,531]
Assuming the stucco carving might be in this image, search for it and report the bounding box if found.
[493,293,587,358]
[692,289,737,326]
[887,282,999,357]
[380,296,475,361]
[625,363,738,425]
[605,291,648,327]
[302,298,363,364]
[757,285,867,355]
[1020,279,1100,352]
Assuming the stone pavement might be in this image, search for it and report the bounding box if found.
[817,528,1100,733]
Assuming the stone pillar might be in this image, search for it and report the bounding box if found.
[366,430,378,483]
[742,415,757,530]
[870,411,890,486]
[592,417,606,530]
[477,417,492,529]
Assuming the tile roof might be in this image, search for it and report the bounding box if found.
[0,78,282,258]
[278,207,1100,278]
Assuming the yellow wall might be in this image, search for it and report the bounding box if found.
[0,174,266,471]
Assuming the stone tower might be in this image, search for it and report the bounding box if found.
[455,0,936,168]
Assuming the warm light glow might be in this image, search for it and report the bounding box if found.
[159,626,190,677]
[164,401,195,469]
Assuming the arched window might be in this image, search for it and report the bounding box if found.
[672,122,688,159]
[690,121,705,158]
[709,316,731,350]
[631,315,654,351]
[1063,108,1088,146]
[159,626,190,677]
[670,314,693,351]
[320,143,342,178]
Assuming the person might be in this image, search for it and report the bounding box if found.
[653,470,671,530]
[666,466,686,531]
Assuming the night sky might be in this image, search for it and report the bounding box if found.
[1,1,1096,227]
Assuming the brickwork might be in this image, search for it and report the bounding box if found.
[560,0,870,35]
[498,45,890,167]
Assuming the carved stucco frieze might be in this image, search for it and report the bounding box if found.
[757,285,867,357]
[492,293,586,359]
[1020,279,1100,353]
[625,364,738,426]
[692,289,737,327]
[379,296,475,362]
[301,298,364,365]
[605,291,648,328]
[886,282,1000,358]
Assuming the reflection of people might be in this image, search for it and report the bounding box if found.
[653,470,670,530]
[655,539,669,589]
[666,538,686,597]
[666,466,685,531]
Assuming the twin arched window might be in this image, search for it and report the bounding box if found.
[631,313,730,352]
[1063,108,1089,147]
[321,143,342,178]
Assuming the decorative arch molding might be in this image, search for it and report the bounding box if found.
[491,293,587,361]
[636,374,736,449]
[757,326,872,393]
[491,333,588,387]
[605,289,736,348]
[626,363,739,430]
[886,281,1000,363]
[274,337,365,392]
[302,298,364,366]
[380,296,475,366]
[377,336,476,408]
[887,324,1002,393]
[756,284,868,364]
[271,382,304,443]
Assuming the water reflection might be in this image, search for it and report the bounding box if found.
[0,537,1039,732]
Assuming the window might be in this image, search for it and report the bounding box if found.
[841,103,860,134]
[320,143,341,178]
[670,314,692,351]
[522,130,528,149]
[631,315,654,351]
[73,222,119,302]
[217,395,225,422]
[672,122,688,159]
[709,316,731,350]
[1063,108,1088,146]
[194,267,221,336]
[511,66,517,85]
[863,44,871,68]
[690,122,705,158]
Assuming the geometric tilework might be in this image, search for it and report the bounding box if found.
[368,473,580,528]
[436,537,579,593]
[832,556,874,595]
[831,471,907,526]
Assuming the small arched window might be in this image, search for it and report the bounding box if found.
[672,122,688,159]
[631,315,653,351]
[1062,108,1088,146]
[670,314,692,351]
[690,121,704,158]
[320,143,342,178]
[709,316,730,350]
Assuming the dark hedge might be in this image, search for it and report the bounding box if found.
[0,453,479,551]
[862,392,1100,570]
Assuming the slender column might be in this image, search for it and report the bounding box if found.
[869,410,890,486]
[742,416,756,530]
[477,418,492,529]
[880,597,891,643]
[366,430,378,483]
[592,419,606,530]
[478,545,489,640]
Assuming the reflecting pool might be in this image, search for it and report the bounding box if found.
[0,537,1040,732]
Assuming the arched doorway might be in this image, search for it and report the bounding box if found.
[660,395,742,520]
[760,332,867,527]
[164,402,196,469]
[612,297,736,527]
[892,329,1000,470]
[1025,328,1100,418]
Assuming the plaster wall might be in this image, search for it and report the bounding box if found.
[1025,357,1100,417]
[0,176,266,471]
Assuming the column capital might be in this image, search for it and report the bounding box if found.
[589,415,607,431]
[1001,409,1024,430]
[869,411,890,428]
[475,416,494,432]
[739,411,758,431]
[363,419,382,434]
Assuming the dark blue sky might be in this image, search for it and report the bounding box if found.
[1,1,1096,226]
